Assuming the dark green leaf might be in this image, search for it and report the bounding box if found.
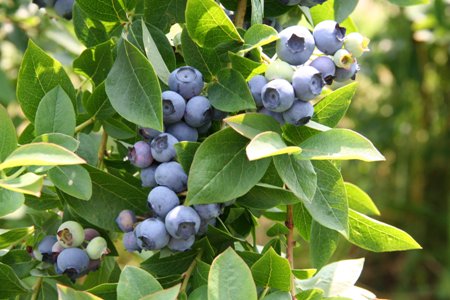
[0,262,30,297]
[266,223,289,237]
[345,182,380,216]
[17,40,76,122]
[83,82,115,120]
[186,128,270,205]
[293,202,312,241]
[117,266,162,300]
[238,184,300,210]
[191,260,210,289]
[310,221,339,269]
[105,39,163,130]
[76,0,127,22]
[48,165,92,200]
[141,250,199,277]
[0,104,17,162]
[73,4,111,48]
[144,0,187,33]
[251,248,291,291]
[174,141,201,173]
[76,133,102,166]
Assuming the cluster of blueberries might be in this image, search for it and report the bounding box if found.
[31,221,109,281]
[33,0,74,19]
[116,67,230,253]
[249,20,369,126]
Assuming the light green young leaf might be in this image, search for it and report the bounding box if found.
[208,248,257,300]
[186,128,270,205]
[225,113,281,140]
[208,68,256,112]
[48,165,92,200]
[17,40,76,123]
[0,173,44,197]
[117,266,162,300]
[246,131,301,161]
[229,52,266,81]
[105,39,163,131]
[33,133,80,152]
[186,0,243,48]
[0,189,24,217]
[240,24,278,54]
[57,284,102,300]
[251,248,292,291]
[0,143,85,171]
[345,182,380,216]
[299,129,385,162]
[34,86,76,136]
[140,284,180,300]
[347,209,422,251]
[0,104,17,162]
[0,227,34,249]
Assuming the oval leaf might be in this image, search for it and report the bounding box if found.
[48,165,92,200]
[246,131,301,161]
[225,113,281,140]
[33,133,80,152]
[0,189,24,217]
[238,183,301,210]
[0,173,44,197]
[345,182,380,216]
[57,284,102,300]
[0,104,17,162]
[251,248,291,291]
[76,0,127,22]
[310,221,339,269]
[117,266,162,300]
[0,263,30,297]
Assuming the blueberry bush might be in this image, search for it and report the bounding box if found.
[0,0,427,299]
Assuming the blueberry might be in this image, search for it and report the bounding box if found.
[150,133,178,162]
[128,141,153,168]
[168,235,195,252]
[135,218,170,250]
[198,218,217,236]
[52,241,64,255]
[86,237,109,260]
[344,32,370,58]
[193,204,221,220]
[313,20,346,55]
[155,162,188,193]
[298,0,327,7]
[57,221,85,248]
[57,248,89,280]
[83,228,100,242]
[166,121,198,142]
[141,165,158,188]
[148,186,180,218]
[197,122,211,136]
[115,210,136,233]
[54,0,74,20]
[139,127,162,140]
[334,61,360,82]
[265,60,294,82]
[261,79,295,112]
[212,108,228,121]
[123,231,141,252]
[162,91,186,124]
[276,26,315,65]
[310,56,336,85]
[165,206,201,240]
[259,108,285,125]
[292,66,324,101]
[333,49,355,69]
[168,67,204,100]
[38,235,57,263]
[248,75,268,107]
[184,96,212,128]
[283,100,314,126]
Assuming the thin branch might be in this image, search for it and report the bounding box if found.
[259,286,270,300]
[234,0,248,29]
[180,251,203,295]
[286,204,296,299]
[97,130,108,169]
[75,118,95,133]
[30,276,43,300]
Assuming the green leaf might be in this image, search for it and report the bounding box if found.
[73,40,114,86]
[17,40,76,123]
[266,223,289,237]
[246,131,301,161]
[186,128,270,205]
[181,28,224,82]
[0,189,24,217]
[238,184,300,209]
[208,68,256,112]
[0,173,44,197]
[60,165,148,231]
[34,86,76,136]
[72,3,112,48]
[105,39,163,131]
[298,129,385,162]
[292,269,316,280]
[0,143,85,171]
[141,250,200,277]
[295,289,324,300]
[345,182,380,216]
[33,133,80,152]
[241,24,278,53]
[83,82,115,121]
[76,0,127,22]
[208,248,257,300]
[0,262,30,297]
[144,0,187,33]
[250,0,264,25]
[0,104,17,162]
[48,165,92,200]
[297,258,364,297]
[86,283,117,300]
[225,113,281,140]
[189,285,208,300]
[186,0,243,48]
[310,221,339,269]
[273,155,317,203]
[191,260,210,290]
[251,248,291,291]
[334,0,359,23]
[347,209,422,252]
[309,0,358,33]
[57,284,102,300]
[174,141,201,173]
[229,52,266,81]
[264,291,291,300]
[388,0,429,6]
[141,284,181,300]
[312,82,357,127]
[0,70,15,106]
[293,202,312,241]
[0,227,34,249]
[117,266,162,300]
[303,161,348,234]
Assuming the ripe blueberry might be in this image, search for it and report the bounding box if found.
[139,127,162,140]
[57,221,85,248]
[193,204,221,220]
[148,186,180,219]
[141,165,158,188]
[248,75,268,107]
[168,235,195,252]
[155,162,188,193]
[115,210,136,233]
[310,56,336,85]
[150,133,178,162]
[168,66,204,100]
[259,107,285,125]
[283,100,314,126]
[165,206,201,240]
[38,235,57,263]
[56,248,89,280]
[54,0,74,20]
[261,79,295,112]
[166,121,198,142]
[123,231,141,252]
[313,20,346,55]
[162,91,186,124]
[184,96,212,128]
[292,66,324,101]
[135,218,170,250]
[334,61,360,82]
[276,26,315,65]
[198,218,217,236]
[128,141,153,168]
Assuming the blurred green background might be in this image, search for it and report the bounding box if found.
[0,0,449,299]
